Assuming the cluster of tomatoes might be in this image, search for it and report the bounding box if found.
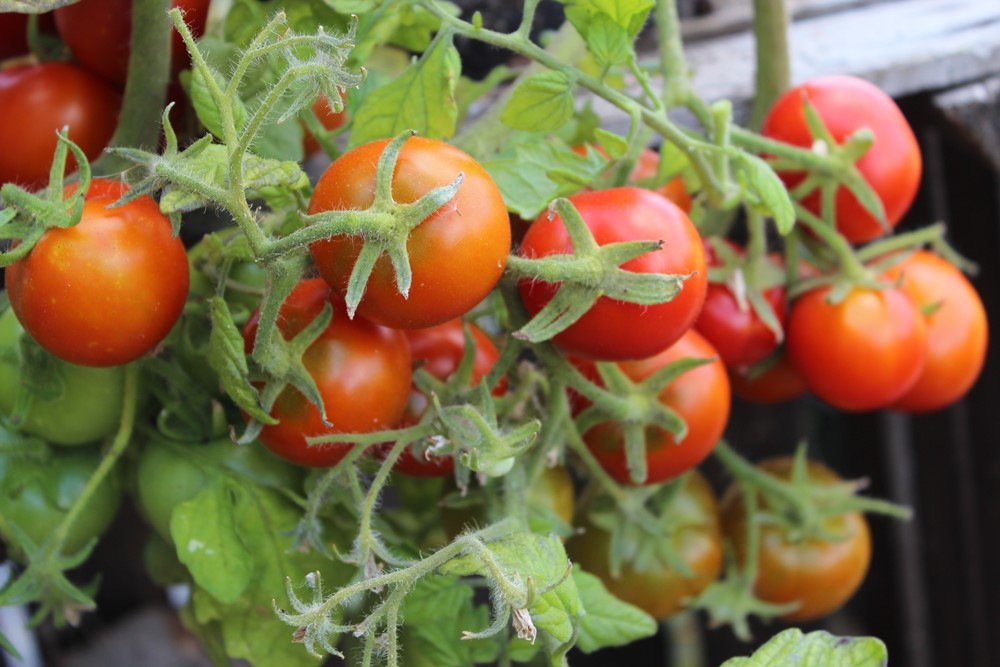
[0,3,990,654]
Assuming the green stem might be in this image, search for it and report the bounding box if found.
[654,0,689,109]
[93,0,171,176]
[748,0,791,131]
[792,203,869,280]
[856,223,946,262]
[50,364,139,549]
[664,611,707,667]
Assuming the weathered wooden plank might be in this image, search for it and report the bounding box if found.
[680,0,886,41]
[933,75,1000,171]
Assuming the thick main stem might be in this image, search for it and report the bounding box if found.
[749,0,791,130]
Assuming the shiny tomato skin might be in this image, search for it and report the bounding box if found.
[519,187,707,361]
[582,329,730,485]
[762,76,921,244]
[729,354,808,405]
[884,251,988,412]
[722,458,872,622]
[787,286,926,411]
[0,13,29,60]
[696,242,786,369]
[567,471,723,620]
[573,145,692,213]
[54,0,209,84]
[6,179,189,367]
[241,279,412,468]
[0,62,120,189]
[308,137,510,329]
[383,320,504,477]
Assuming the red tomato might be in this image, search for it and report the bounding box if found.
[722,458,872,622]
[0,62,120,189]
[518,187,707,361]
[6,179,189,367]
[241,279,412,468]
[379,319,504,477]
[0,13,29,60]
[786,286,926,411]
[567,471,723,619]
[884,251,988,412]
[54,0,209,84]
[762,76,922,244]
[581,329,730,485]
[729,354,808,405]
[695,241,786,369]
[308,137,511,329]
[302,93,347,156]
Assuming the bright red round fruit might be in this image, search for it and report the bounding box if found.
[729,354,808,405]
[0,62,120,189]
[6,179,189,367]
[786,286,926,411]
[762,76,922,244]
[884,251,988,412]
[581,329,730,485]
[242,279,412,468]
[308,137,510,329]
[54,0,209,84]
[518,187,707,361]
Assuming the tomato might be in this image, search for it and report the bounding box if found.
[0,13,29,60]
[762,76,922,244]
[786,286,926,411]
[6,179,189,367]
[518,187,706,361]
[0,447,123,556]
[729,354,808,405]
[54,0,209,85]
[721,458,871,622]
[0,62,120,189]
[241,279,412,467]
[0,307,125,446]
[377,319,504,477]
[302,93,347,156]
[581,329,730,485]
[308,137,510,329]
[441,466,575,540]
[135,436,305,543]
[695,242,786,369]
[567,471,723,620]
[884,251,988,412]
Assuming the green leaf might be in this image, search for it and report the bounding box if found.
[594,129,628,159]
[501,71,576,132]
[578,12,632,67]
[253,115,305,162]
[190,66,249,141]
[401,576,499,666]
[185,483,357,667]
[735,152,795,234]
[207,297,276,425]
[484,137,606,219]
[349,33,461,146]
[171,479,254,604]
[563,0,655,41]
[572,569,657,653]
[722,629,888,666]
[439,533,578,644]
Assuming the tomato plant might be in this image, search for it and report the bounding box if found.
[242,279,412,467]
[786,286,926,411]
[518,187,707,361]
[581,328,731,485]
[567,471,723,620]
[721,458,872,622]
[0,447,123,556]
[0,307,126,446]
[376,319,504,477]
[308,136,511,329]
[302,93,347,156]
[762,76,922,243]
[729,354,808,405]
[6,179,189,367]
[0,62,120,189]
[884,251,988,412]
[54,0,209,84]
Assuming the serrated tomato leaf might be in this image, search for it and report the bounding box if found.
[722,629,888,666]
[572,569,657,653]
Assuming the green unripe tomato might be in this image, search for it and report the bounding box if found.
[135,437,305,543]
[0,307,126,446]
[0,448,123,556]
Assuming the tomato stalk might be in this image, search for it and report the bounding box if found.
[748,0,791,131]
